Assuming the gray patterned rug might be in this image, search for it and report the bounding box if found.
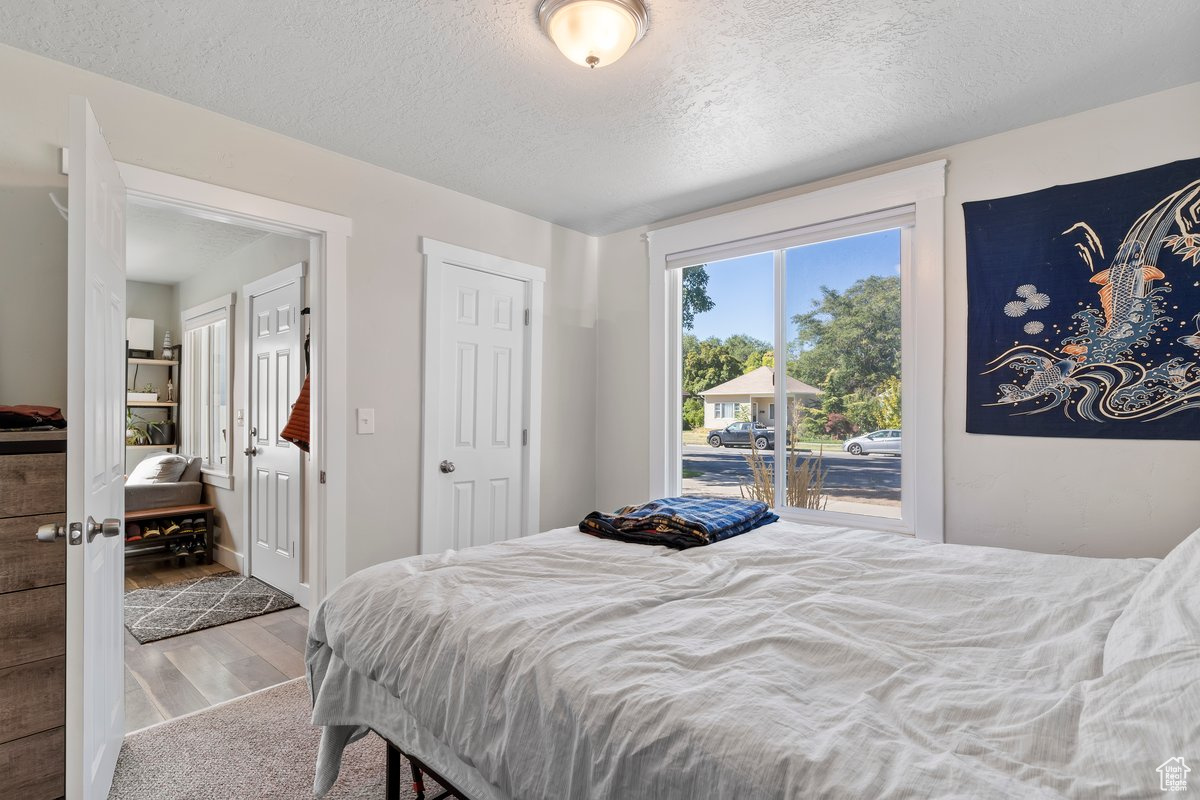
[124,571,298,644]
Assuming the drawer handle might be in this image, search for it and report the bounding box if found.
[35,522,64,543]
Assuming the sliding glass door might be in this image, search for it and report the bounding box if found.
[679,219,908,524]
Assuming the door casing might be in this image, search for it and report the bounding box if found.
[419,238,544,554]
[61,147,351,610]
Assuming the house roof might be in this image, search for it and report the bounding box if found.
[699,367,822,397]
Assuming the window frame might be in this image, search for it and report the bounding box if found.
[182,292,236,488]
[647,161,946,541]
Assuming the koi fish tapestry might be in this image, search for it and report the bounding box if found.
[965,158,1200,439]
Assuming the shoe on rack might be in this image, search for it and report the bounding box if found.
[143,523,161,538]
[125,522,142,542]
[189,537,207,557]
[163,520,181,537]
[179,518,195,536]
[193,517,208,538]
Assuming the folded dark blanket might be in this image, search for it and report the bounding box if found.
[579,497,779,549]
[0,405,67,430]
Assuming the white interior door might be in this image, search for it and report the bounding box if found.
[66,96,126,800]
[430,265,526,551]
[245,265,304,596]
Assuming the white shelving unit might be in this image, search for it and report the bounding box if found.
[126,350,181,470]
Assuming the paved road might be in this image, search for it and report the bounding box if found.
[682,445,900,503]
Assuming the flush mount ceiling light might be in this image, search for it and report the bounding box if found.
[537,0,648,69]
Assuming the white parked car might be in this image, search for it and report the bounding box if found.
[843,429,901,456]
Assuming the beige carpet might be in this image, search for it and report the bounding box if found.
[111,678,445,799]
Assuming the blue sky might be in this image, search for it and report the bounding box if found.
[689,228,902,342]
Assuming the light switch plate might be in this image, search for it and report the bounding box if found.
[356,408,375,435]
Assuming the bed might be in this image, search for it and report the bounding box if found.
[307,519,1200,799]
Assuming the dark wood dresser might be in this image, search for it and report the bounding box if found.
[0,431,67,799]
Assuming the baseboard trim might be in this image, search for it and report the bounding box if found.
[214,544,244,574]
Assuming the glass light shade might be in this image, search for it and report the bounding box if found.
[542,0,645,69]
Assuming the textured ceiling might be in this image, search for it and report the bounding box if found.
[4,1,1199,235]
[126,203,268,283]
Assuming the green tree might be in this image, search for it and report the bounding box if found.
[789,275,901,394]
[682,266,715,331]
[682,337,745,396]
[789,275,901,436]
[681,397,704,430]
[722,334,771,367]
[876,376,902,429]
[742,348,775,372]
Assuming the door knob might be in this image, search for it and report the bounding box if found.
[35,522,64,543]
[439,460,456,474]
[86,517,121,543]
[244,446,258,456]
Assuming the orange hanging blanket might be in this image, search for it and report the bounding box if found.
[281,374,311,452]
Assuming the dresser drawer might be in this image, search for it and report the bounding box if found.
[0,454,66,518]
[0,726,64,800]
[0,514,66,594]
[0,655,65,744]
[0,585,66,671]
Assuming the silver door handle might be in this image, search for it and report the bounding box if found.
[86,517,121,543]
[439,460,456,474]
[244,446,258,456]
[35,522,64,542]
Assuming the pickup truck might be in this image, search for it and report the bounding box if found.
[706,421,777,450]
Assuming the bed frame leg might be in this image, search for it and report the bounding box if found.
[385,740,405,800]
[410,757,427,799]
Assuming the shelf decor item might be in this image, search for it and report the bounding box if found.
[149,420,176,446]
[127,317,154,356]
[127,391,158,403]
[161,329,173,360]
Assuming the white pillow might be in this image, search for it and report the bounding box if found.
[127,453,188,485]
[1103,527,1200,673]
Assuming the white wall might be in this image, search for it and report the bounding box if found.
[125,280,175,346]
[596,81,1200,559]
[0,44,598,576]
[175,232,311,572]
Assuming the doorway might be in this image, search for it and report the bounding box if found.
[121,201,313,732]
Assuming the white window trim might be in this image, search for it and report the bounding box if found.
[648,161,946,541]
[183,292,236,487]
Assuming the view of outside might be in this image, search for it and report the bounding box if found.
[681,228,902,519]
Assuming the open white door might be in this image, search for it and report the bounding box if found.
[66,96,127,800]
[245,264,304,597]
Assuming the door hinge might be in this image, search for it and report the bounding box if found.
[524,309,530,326]
[522,429,528,446]
[320,470,327,484]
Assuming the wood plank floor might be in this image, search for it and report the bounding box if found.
[123,561,309,733]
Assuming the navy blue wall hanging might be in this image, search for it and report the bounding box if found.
[965,158,1200,439]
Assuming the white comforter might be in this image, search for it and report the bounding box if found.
[308,521,1199,799]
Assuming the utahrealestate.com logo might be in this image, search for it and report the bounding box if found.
[1158,757,1190,792]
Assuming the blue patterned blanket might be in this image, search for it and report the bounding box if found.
[579,497,779,549]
